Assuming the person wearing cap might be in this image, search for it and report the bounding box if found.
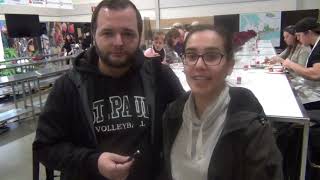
[267,25,311,70]
[282,17,320,110]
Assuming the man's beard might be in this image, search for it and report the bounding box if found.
[95,45,135,68]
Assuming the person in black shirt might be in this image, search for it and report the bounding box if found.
[62,34,74,55]
[282,17,320,110]
[33,1,184,180]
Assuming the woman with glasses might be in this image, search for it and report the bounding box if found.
[283,17,320,110]
[161,25,283,180]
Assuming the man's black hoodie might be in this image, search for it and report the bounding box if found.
[33,46,184,180]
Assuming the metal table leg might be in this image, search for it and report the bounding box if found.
[300,122,310,180]
[11,82,20,122]
[28,79,35,120]
[36,79,42,110]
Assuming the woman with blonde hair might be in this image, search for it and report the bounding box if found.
[144,31,166,62]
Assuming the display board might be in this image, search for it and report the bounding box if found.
[240,12,281,47]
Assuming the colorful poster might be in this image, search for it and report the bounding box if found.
[46,0,72,9]
[0,21,9,49]
[46,0,59,8]
[59,0,73,9]
[0,33,4,61]
[240,12,281,47]
[29,0,46,7]
[2,0,72,9]
[5,0,28,5]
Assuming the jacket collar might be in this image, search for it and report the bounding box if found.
[69,52,156,146]
[167,87,265,138]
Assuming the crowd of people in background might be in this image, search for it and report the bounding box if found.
[142,17,320,113]
[143,21,200,64]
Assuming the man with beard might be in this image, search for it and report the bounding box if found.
[33,1,184,180]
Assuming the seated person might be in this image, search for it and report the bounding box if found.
[267,25,310,73]
[161,24,283,180]
[173,25,185,57]
[164,28,181,64]
[144,31,166,62]
[283,17,320,110]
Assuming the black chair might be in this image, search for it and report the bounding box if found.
[32,149,56,180]
[307,110,320,180]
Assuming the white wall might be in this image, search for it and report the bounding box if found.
[67,0,299,19]
[160,0,296,19]
[0,4,61,21]
[297,0,320,10]
[58,0,155,22]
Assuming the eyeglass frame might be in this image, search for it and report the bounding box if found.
[182,52,225,66]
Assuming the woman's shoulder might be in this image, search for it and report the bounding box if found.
[296,43,311,53]
[229,87,264,114]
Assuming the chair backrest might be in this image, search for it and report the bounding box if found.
[32,149,55,180]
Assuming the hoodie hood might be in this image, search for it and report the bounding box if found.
[166,87,265,138]
[72,46,145,76]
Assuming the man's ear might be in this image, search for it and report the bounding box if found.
[92,35,96,46]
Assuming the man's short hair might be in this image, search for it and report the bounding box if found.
[91,0,143,39]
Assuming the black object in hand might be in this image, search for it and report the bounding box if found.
[125,150,141,163]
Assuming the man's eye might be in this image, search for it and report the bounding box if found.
[104,32,114,37]
[122,32,136,38]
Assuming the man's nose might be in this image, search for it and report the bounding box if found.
[114,33,124,46]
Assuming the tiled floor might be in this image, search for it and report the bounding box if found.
[0,91,49,180]
[0,119,51,180]
[0,131,36,180]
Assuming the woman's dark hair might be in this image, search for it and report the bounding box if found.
[295,17,320,35]
[165,28,180,48]
[184,24,234,61]
[283,25,296,35]
[283,25,298,47]
[91,0,142,39]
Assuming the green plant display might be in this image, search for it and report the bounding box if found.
[1,48,17,76]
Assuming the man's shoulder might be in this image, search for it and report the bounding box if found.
[52,70,78,91]
[141,60,173,76]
